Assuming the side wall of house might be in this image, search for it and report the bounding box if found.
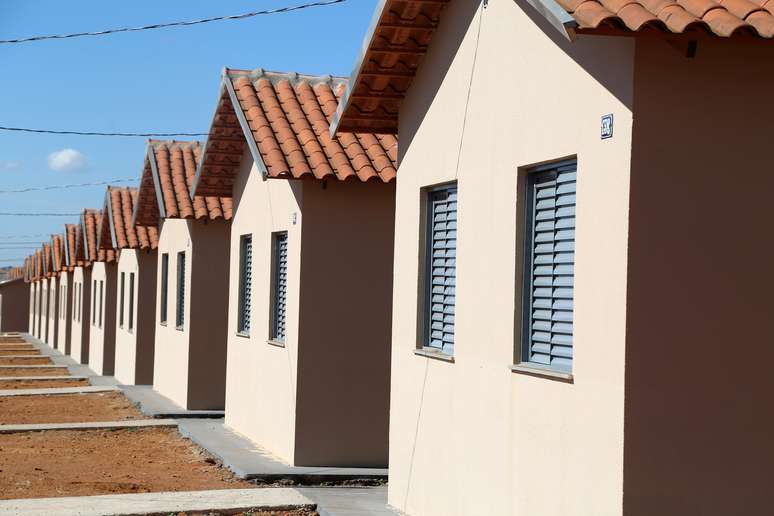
[623,38,774,516]
[389,0,635,514]
[70,267,91,363]
[57,272,72,354]
[40,278,48,341]
[88,261,117,375]
[28,281,36,335]
[187,218,231,410]
[293,178,395,467]
[46,276,59,348]
[0,279,30,332]
[224,152,303,462]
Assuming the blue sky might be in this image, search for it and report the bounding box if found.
[0,0,378,266]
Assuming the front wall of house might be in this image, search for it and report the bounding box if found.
[39,279,48,340]
[88,261,117,375]
[70,267,91,363]
[115,250,140,384]
[57,272,72,354]
[0,279,30,333]
[389,0,635,514]
[154,219,194,408]
[623,39,774,516]
[224,151,303,463]
[46,277,59,348]
[28,281,36,334]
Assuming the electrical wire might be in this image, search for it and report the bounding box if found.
[0,0,347,44]
[0,126,207,137]
[0,178,137,194]
[0,213,79,217]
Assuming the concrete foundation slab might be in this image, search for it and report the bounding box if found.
[0,385,119,397]
[0,419,177,434]
[122,385,225,419]
[0,487,313,516]
[177,419,388,481]
[298,487,399,516]
[0,365,68,370]
[0,375,90,382]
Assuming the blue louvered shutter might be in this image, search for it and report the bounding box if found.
[523,160,576,372]
[176,252,185,328]
[271,232,288,342]
[160,253,168,324]
[426,185,457,355]
[238,235,252,334]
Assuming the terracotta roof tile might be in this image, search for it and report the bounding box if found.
[34,250,43,281]
[82,209,115,263]
[193,68,397,197]
[134,140,231,226]
[99,186,158,252]
[51,234,65,274]
[42,243,53,277]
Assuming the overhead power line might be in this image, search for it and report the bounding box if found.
[0,126,207,138]
[0,178,137,194]
[0,234,50,239]
[0,212,79,217]
[0,0,347,44]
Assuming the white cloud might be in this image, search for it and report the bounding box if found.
[48,148,86,172]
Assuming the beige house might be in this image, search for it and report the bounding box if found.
[32,250,44,339]
[26,257,35,334]
[134,140,232,410]
[50,234,71,352]
[41,243,57,347]
[0,267,28,333]
[192,68,396,467]
[65,222,92,364]
[334,0,774,515]
[83,209,117,375]
[98,186,159,385]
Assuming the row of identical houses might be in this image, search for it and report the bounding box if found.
[10,0,774,514]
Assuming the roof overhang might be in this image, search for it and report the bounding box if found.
[132,143,166,227]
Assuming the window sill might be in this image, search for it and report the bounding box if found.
[235,331,250,339]
[175,326,184,332]
[267,339,286,348]
[511,363,574,383]
[414,347,455,363]
[160,321,167,327]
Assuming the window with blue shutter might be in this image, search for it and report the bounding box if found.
[119,272,125,328]
[160,253,168,324]
[425,184,457,355]
[238,235,252,335]
[176,252,185,329]
[128,272,135,332]
[270,232,288,342]
[522,159,576,372]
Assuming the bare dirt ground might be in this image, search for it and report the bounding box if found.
[181,511,317,515]
[0,368,68,377]
[0,392,147,424]
[0,379,89,390]
[0,428,257,500]
[0,339,26,344]
[0,349,41,356]
[0,357,52,365]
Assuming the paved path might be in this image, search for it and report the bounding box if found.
[299,486,400,516]
[121,384,224,418]
[0,418,177,434]
[0,487,313,515]
[0,375,89,382]
[0,385,119,397]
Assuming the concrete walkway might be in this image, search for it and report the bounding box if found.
[0,418,177,434]
[299,486,400,516]
[0,375,89,382]
[0,385,119,397]
[121,384,224,418]
[0,487,314,515]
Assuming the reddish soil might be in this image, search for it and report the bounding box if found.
[0,349,40,356]
[0,339,26,344]
[0,392,147,425]
[0,357,52,365]
[0,428,257,500]
[0,368,68,377]
[182,511,317,516]
[0,379,89,390]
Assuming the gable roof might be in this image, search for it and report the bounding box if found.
[333,0,773,134]
[99,186,159,252]
[51,234,65,274]
[42,243,53,277]
[133,140,232,226]
[24,257,31,282]
[34,249,43,281]
[82,209,115,263]
[192,68,397,198]
[64,223,88,269]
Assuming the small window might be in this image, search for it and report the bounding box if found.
[98,280,103,329]
[128,272,135,332]
[160,253,169,324]
[270,232,288,342]
[78,283,82,322]
[92,280,97,325]
[119,272,125,328]
[521,159,576,373]
[424,184,457,355]
[176,251,185,329]
[237,234,252,335]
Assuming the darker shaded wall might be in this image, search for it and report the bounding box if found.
[136,250,158,385]
[0,279,30,332]
[624,37,774,516]
[295,179,396,467]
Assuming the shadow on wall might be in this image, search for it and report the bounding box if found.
[624,37,774,516]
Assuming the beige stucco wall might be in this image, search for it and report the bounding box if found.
[115,249,157,385]
[28,281,36,334]
[39,278,49,341]
[623,38,774,516]
[154,217,230,410]
[0,279,30,333]
[46,277,59,348]
[70,267,91,363]
[88,262,117,375]
[388,0,635,514]
[57,272,72,354]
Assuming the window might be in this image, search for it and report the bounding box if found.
[119,272,125,328]
[424,184,457,355]
[521,159,576,373]
[237,235,252,335]
[160,253,169,324]
[78,283,82,322]
[270,232,288,342]
[128,272,135,331]
[176,251,185,329]
[98,280,103,328]
[92,280,97,324]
